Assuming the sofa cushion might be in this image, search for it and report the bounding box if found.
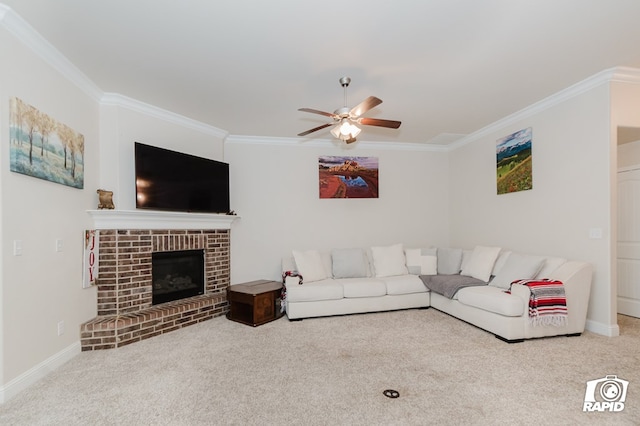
[457,286,524,317]
[331,248,368,278]
[383,275,429,295]
[292,249,329,283]
[370,243,409,277]
[405,248,437,275]
[489,253,545,289]
[491,250,512,276]
[341,278,387,298]
[535,256,567,279]
[437,248,463,275]
[460,249,474,272]
[285,279,343,302]
[461,246,501,282]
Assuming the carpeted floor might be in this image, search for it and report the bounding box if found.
[1,308,639,425]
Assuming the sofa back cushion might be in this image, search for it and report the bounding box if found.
[535,256,567,279]
[437,248,463,275]
[489,253,545,289]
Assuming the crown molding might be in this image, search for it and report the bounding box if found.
[225,135,448,152]
[449,66,640,150]
[0,4,102,101]
[101,93,228,139]
[608,66,640,84]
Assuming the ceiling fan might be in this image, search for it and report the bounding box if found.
[297,77,401,144]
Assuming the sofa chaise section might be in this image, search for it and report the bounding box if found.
[428,248,592,342]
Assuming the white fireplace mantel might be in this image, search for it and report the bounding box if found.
[87,209,239,230]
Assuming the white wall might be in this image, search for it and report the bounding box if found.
[0,27,99,395]
[448,82,615,334]
[99,97,227,210]
[225,138,450,284]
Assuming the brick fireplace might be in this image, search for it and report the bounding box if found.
[81,210,237,351]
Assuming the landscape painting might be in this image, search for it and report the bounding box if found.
[496,127,532,195]
[319,156,379,199]
[10,97,84,189]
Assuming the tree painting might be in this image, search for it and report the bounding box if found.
[496,127,532,195]
[10,97,84,189]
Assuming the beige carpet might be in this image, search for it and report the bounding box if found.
[1,308,639,425]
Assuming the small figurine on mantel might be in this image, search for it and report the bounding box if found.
[96,189,115,209]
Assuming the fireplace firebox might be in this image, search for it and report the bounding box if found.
[152,249,205,305]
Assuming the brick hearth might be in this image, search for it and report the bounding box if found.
[81,228,231,351]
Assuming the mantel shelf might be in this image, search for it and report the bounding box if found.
[87,209,239,230]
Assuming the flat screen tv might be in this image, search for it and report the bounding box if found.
[134,142,230,214]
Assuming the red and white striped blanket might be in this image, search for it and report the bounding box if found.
[509,279,568,327]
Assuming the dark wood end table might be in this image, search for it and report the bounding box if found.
[226,280,283,326]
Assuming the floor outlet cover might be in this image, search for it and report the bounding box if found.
[383,389,400,398]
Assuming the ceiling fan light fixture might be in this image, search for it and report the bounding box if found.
[331,119,361,141]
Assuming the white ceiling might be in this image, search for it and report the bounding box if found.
[4,0,640,144]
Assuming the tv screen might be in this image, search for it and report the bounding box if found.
[134,142,230,214]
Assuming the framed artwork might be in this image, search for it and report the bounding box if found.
[496,127,532,194]
[10,97,84,189]
[319,156,379,199]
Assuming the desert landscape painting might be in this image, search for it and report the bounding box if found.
[10,97,84,189]
[319,156,379,199]
[496,127,532,195]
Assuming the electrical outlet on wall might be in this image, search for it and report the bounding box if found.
[57,321,65,336]
[13,240,22,256]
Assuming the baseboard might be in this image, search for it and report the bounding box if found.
[585,319,620,337]
[0,341,81,404]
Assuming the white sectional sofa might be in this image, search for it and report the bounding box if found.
[282,244,593,343]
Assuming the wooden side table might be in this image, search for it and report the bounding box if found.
[226,280,283,326]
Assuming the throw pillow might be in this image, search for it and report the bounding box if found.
[535,256,567,279]
[331,248,368,278]
[437,248,463,275]
[460,245,501,282]
[292,249,328,283]
[405,248,437,275]
[489,253,545,289]
[370,243,409,277]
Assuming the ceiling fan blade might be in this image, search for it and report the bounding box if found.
[298,108,336,118]
[359,117,402,129]
[350,96,382,117]
[297,122,333,137]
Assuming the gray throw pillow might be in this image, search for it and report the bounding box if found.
[331,248,368,278]
[437,248,463,275]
